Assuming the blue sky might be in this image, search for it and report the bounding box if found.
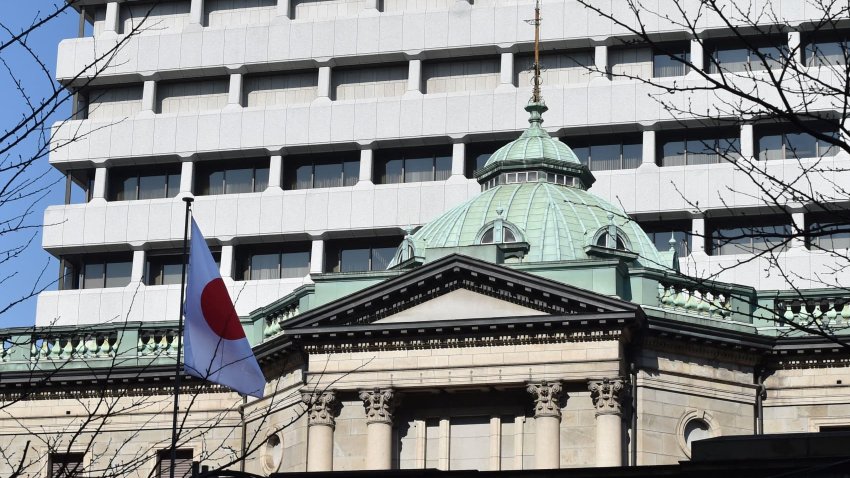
[0,3,77,327]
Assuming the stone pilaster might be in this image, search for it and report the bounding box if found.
[302,390,339,471]
[527,381,563,469]
[360,388,396,470]
[589,378,625,467]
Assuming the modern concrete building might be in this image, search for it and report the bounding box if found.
[38,0,850,327]
[2,0,850,476]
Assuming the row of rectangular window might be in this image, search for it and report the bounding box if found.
[49,449,193,478]
[58,214,850,289]
[642,215,850,256]
[78,34,850,118]
[58,237,403,289]
[65,122,843,204]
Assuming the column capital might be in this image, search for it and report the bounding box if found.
[359,388,396,425]
[588,378,625,416]
[302,390,340,427]
[527,381,564,419]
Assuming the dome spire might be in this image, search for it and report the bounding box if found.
[530,0,542,104]
[526,0,548,127]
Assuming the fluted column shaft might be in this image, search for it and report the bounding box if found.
[360,388,396,470]
[589,378,625,467]
[527,382,564,469]
[302,391,339,472]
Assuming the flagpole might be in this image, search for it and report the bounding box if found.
[171,195,194,478]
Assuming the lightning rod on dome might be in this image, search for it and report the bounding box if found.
[532,0,542,103]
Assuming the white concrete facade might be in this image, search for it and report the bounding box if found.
[41,0,850,326]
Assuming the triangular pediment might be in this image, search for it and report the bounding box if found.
[374,288,548,324]
[280,254,640,335]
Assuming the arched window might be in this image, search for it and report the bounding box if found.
[479,225,519,244]
[596,231,627,250]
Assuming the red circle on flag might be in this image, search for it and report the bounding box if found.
[200,278,245,340]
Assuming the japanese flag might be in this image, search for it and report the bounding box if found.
[184,219,265,398]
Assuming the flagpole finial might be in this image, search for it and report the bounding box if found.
[182,195,195,204]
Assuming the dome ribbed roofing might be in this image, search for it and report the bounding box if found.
[485,107,582,167]
[395,182,665,268]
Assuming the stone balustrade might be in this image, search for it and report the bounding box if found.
[657,282,732,319]
[775,298,850,328]
[263,303,300,339]
[0,338,9,362]
[29,332,118,361]
[136,328,180,357]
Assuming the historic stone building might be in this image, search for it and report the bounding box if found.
[2,0,850,476]
[3,94,850,476]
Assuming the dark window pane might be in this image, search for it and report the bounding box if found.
[481,228,494,244]
[115,175,137,201]
[205,170,225,195]
[807,40,847,67]
[251,253,280,280]
[758,134,783,160]
[752,224,790,252]
[167,173,181,197]
[105,261,132,288]
[685,138,718,165]
[225,168,253,194]
[653,50,689,77]
[712,47,748,73]
[314,163,343,188]
[83,262,105,289]
[405,156,433,183]
[254,167,269,192]
[756,45,786,69]
[435,155,452,181]
[340,248,370,273]
[139,174,167,200]
[785,132,817,159]
[661,140,686,166]
[589,144,620,171]
[381,159,403,184]
[281,251,310,278]
[371,247,396,271]
[622,143,642,169]
[713,227,751,255]
[343,160,359,186]
[572,146,590,167]
[292,164,313,190]
[148,257,183,286]
[811,222,850,250]
[717,137,741,160]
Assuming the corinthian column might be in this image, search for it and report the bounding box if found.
[302,391,340,472]
[588,378,625,467]
[359,388,396,470]
[527,381,564,469]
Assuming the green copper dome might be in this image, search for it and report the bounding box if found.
[391,182,665,268]
[474,101,595,189]
[484,104,582,167]
[387,98,666,270]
